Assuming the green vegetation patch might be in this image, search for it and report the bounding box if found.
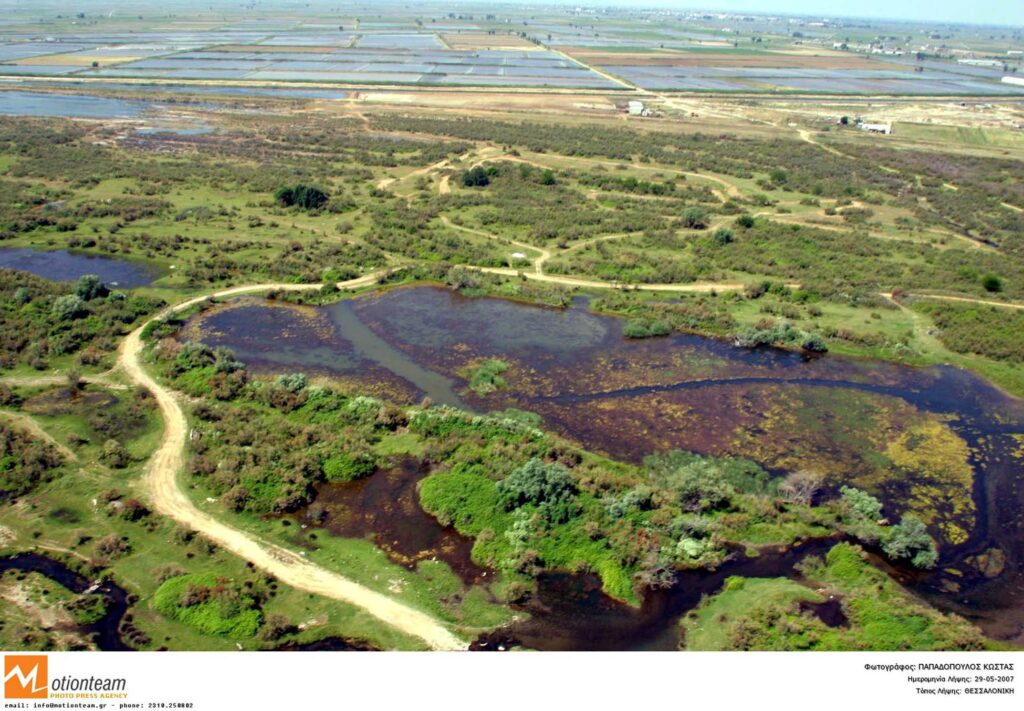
[460,358,510,396]
[0,271,163,371]
[153,573,262,639]
[682,543,988,651]
[0,422,65,498]
[913,300,1024,363]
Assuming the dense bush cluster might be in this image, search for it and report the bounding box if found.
[0,423,64,498]
[273,184,328,211]
[441,162,671,245]
[0,271,163,370]
[154,573,265,638]
[912,300,1024,363]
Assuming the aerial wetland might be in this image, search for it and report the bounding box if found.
[182,285,1024,649]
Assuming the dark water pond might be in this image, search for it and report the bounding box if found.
[295,457,487,586]
[474,539,840,651]
[274,636,376,651]
[185,285,1024,646]
[0,248,159,287]
[0,553,131,651]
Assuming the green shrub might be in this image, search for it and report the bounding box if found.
[623,319,671,339]
[154,573,262,638]
[981,274,1003,293]
[461,166,491,187]
[275,184,328,210]
[462,359,509,395]
[322,453,376,482]
[713,227,734,246]
[840,486,883,520]
[883,514,939,569]
[682,206,708,229]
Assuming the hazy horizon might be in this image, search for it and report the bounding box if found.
[450,0,1023,29]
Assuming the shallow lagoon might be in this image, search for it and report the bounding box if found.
[0,90,150,118]
[186,286,1024,646]
[0,247,160,287]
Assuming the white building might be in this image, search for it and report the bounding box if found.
[860,122,892,135]
[958,59,1003,68]
[1002,76,1024,87]
[627,100,644,116]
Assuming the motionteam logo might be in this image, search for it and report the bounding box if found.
[4,655,47,699]
[3,655,128,700]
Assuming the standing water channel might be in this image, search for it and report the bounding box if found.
[183,286,1024,648]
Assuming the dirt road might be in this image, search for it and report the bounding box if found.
[473,266,752,292]
[117,273,465,651]
[439,216,548,273]
[907,293,1024,311]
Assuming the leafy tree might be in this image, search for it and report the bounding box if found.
[100,438,130,468]
[735,213,755,229]
[497,458,577,519]
[275,372,308,394]
[713,227,734,246]
[275,184,328,210]
[840,486,883,520]
[883,514,938,568]
[74,274,107,301]
[95,533,130,559]
[645,451,734,513]
[257,613,296,642]
[539,169,556,186]
[981,274,1003,293]
[52,294,85,321]
[801,332,828,353]
[681,206,708,229]
[461,166,491,187]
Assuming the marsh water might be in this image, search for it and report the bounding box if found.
[0,553,131,651]
[185,286,1024,648]
[0,248,160,287]
[295,457,486,586]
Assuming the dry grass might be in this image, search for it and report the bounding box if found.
[440,32,538,51]
[12,54,143,66]
[352,90,620,114]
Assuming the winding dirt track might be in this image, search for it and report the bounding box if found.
[473,266,750,292]
[117,273,466,651]
[908,293,1024,311]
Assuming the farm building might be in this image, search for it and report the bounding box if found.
[859,122,892,135]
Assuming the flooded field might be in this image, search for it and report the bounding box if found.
[0,247,160,287]
[0,90,151,118]
[185,285,1024,646]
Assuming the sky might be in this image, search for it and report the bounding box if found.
[541,1,1024,27]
